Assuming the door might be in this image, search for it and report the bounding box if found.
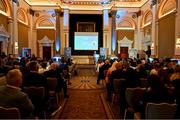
[120,47,128,58]
[43,46,51,60]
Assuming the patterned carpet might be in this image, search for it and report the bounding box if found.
[58,64,112,119]
[68,64,105,90]
[59,90,108,119]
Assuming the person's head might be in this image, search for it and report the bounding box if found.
[28,61,39,72]
[13,60,20,69]
[115,62,123,70]
[174,64,180,73]
[105,59,110,64]
[109,61,118,71]
[6,69,23,87]
[50,63,58,70]
[150,69,158,76]
[41,62,47,69]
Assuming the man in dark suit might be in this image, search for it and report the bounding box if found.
[23,61,49,118]
[144,46,151,58]
[23,61,48,99]
[0,69,34,118]
[44,63,69,98]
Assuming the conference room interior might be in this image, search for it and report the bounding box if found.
[0,0,180,119]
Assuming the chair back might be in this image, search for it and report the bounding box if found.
[23,86,45,105]
[113,78,126,94]
[0,106,20,119]
[145,102,176,119]
[126,87,146,108]
[47,77,57,92]
[140,78,149,88]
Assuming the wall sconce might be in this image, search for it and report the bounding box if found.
[14,42,18,54]
[151,42,154,50]
[176,38,180,48]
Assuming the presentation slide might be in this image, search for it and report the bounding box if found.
[74,32,98,50]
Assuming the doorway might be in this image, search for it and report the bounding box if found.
[43,46,51,60]
[120,47,128,58]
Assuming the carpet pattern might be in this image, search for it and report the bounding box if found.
[68,65,105,90]
[59,90,108,119]
[58,65,111,119]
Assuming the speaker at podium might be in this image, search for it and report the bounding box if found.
[64,47,71,60]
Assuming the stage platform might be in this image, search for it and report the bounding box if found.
[72,55,95,64]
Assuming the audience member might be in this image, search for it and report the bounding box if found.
[109,62,126,116]
[23,61,49,118]
[44,63,69,98]
[97,59,111,84]
[170,65,180,118]
[105,61,117,101]
[0,69,34,118]
[140,74,175,118]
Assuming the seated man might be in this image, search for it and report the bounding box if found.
[23,61,48,100]
[44,63,69,98]
[23,61,49,118]
[0,69,34,118]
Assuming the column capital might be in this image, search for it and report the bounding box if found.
[155,20,159,25]
[109,10,117,17]
[8,17,13,23]
[55,9,62,15]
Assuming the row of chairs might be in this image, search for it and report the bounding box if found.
[124,87,176,119]
[111,77,149,104]
[24,77,60,118]
[0,77,60,119]
[111,78,177,119]
[0,107,20,119]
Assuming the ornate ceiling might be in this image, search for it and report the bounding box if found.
[24,0,149,10]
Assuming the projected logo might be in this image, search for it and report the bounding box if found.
[91,41,97,47]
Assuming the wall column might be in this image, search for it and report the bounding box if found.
[7,18,13,54]
[103,9,109,55]
[32,29,37,56]
[28,10,34,55]
[111,10,117,55]
[135,14,143,51]
[55,9,61,56]
[152,4,158,57]
[12,1,18,56]
[63,9,69,48]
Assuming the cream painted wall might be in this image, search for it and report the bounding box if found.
[175,0,180,56]
[158,13,175,57]
[0,13,7,29]
[1,0,179,58]
[18,22,28,55]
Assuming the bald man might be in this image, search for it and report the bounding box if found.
[0,69,34,118]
